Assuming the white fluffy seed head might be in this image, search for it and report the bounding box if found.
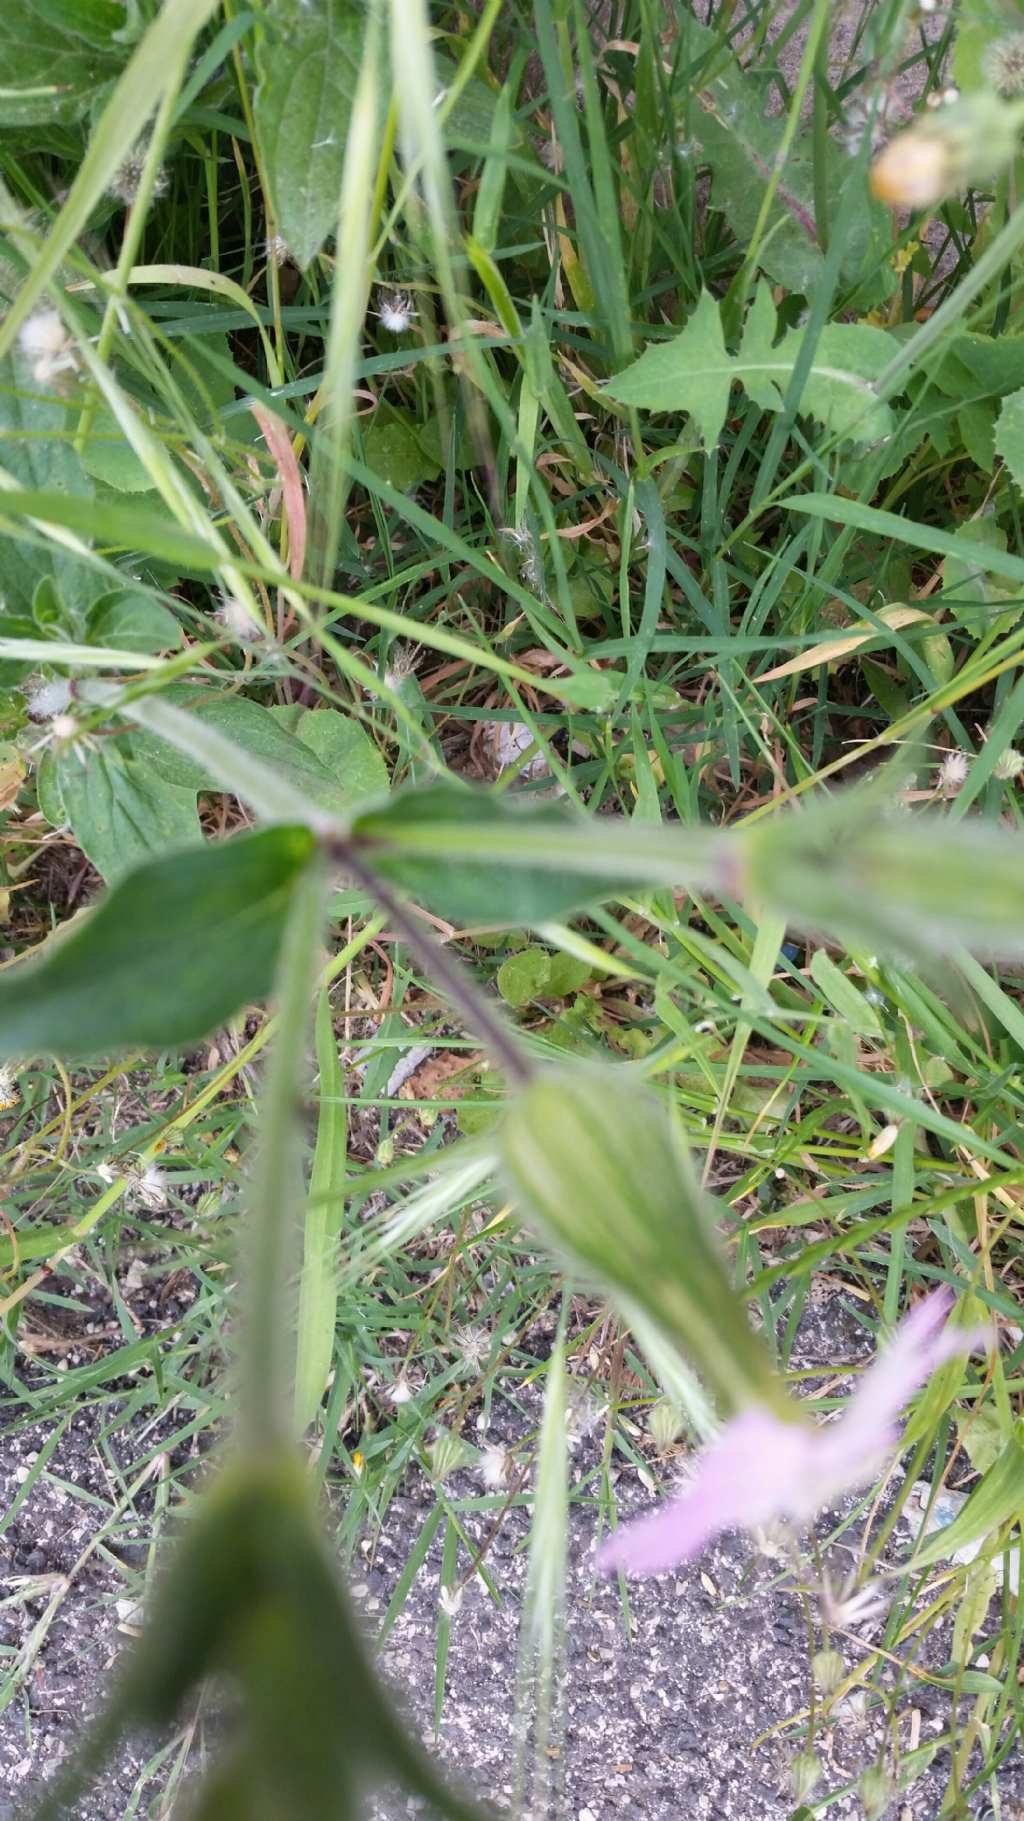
[375,289,417,333]
[477,1445,511,1491]
[984,31,1024,97]
[647,1399,683,1452]
[108,145,169,207]
[130,1164,167,1211]
[788,1753,822,1803]
[994,747,1024,781]
[937,748,969,794]
[453,1322,489,1373]
[216,594,264,643]
[17,310,77,386]
[26,677,72,721]
[438,1583,463,1618]
[19,310,68,361]
[428,1429,467,1480]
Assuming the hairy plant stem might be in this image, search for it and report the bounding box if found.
[338,845,533,1089]
[239,856,327,1455]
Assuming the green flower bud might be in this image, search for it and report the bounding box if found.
[789,1750,823,1801]
[500,1066,792,1417]
[858,1764,894,1817]
[428,1429,469,1482]
[648,1398,684,1452]
[811,1647,846,1695]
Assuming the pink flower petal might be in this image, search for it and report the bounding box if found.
[837,1288,983,1459]
[600,1289,990,1578]
[597,1409,815,1576]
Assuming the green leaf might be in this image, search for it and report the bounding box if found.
[545,949,591,998]
[85,589,182,654]
[125,687,347,809]
[951,0,1016,91]
[737,284,894,443]
[291,707,388,811]
[604,286,894,448]
[78,403,158,492]
[959,1403,1005,1476]
[927,331,1024,404]
[497,946,553,1007]
[604,290,732,447]
[55,742,201,882]
[496,945,589,1007]
[35,749,65,827]
[677,21,895,303]
[0,610,38,685]
[254,0,369,268]
[0,486,220,573]
[952,1557,999,1664]
[352,783,632,925]
[995,385,1024,488]
[0,0,127,126]
[910,1436,1024,1568]
[809,949,883,1037]
[0,352,106,627]
[415,411,473,473]
[0,824,316,1059]
[361,404,440,493]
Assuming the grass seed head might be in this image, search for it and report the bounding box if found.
[811,1647,846,1696]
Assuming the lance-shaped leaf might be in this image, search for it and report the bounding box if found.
[0,825,316,1059]
[350,781,731,925]
[28,1454,490,1821]
[909,1435,1024,1571]
[743,791,1024,960]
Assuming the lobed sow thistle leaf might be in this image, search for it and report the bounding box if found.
[603,286,894,448]
[0,824,316,1059]
[499,1065,790,1417]
[743,793,1024,960]
[995,385,1024,489]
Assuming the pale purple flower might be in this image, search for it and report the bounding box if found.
[599,1289,985,1578]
